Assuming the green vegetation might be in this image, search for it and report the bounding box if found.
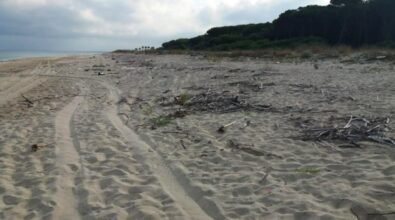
[162,0,395,51]
[300,51,313,59]
[176,93,191,106]
[141,104,153,116]
[150,115,173,127]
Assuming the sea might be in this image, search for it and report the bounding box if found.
[0,50,104,61]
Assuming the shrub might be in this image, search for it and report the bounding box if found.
[150,115,173,127]
[176,93,191,106]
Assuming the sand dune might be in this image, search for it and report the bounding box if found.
[0,53,394,220]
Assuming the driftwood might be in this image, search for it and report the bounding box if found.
[160,91,272,114]
[162,131,189,135]
[180,140,187,150]
[31,143,46,152]
[226,140,283,158]
[217,120,238,133]
[300,116,394,146]
[21,94,34,107]
[259,167,272,184]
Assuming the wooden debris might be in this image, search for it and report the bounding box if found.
[300,116,394,147]
[160,91,273,114]
[376,55,387,60]
[242,119,251,129]
[117,97,129,105]
[239,147,266,156]
[180,140,187,150]
[226,140,283,158]
[259,167,272,184]
[162,131,189,135]
[217,120,238,133]
[31,143,46,152]
[168,110,188,118]
[21,94,34,107]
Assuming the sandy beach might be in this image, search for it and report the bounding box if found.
[0,53,394,220]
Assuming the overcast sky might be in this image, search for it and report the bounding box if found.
[0,0,330,51]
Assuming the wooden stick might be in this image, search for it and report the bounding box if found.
[162,131,189,135]
[217,120,239,133]
[344,115,353,129]
[180,140,187,150]
[367,212,395,216]
[224,120,238,128]
[21,94,34,105]
[259,167,272,184]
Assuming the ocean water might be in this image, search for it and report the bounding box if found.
[0,50,103,61]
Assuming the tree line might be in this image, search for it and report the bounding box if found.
[162,0,395,50]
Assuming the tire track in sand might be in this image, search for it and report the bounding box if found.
[0,63,48,106]
[52,95,84,220]
[102,82,213,220]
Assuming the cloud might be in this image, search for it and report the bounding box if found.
[0,0,330,51]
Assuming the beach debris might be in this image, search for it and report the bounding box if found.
[239,147,266,157]
[351,204,395,220]
[226,140,283,158]
[149,110,187,130]
[174,93,191,106]
[255,167,273,193]
[162,131,189,135]
[299,116,394,146]
[295,166,321,174]
[228,80,274,92]
[259,167,272,184]
[376,55,387,60]
[242,119,251,129]
[117,96,129,105]
[21,94,34,107]
[150,115,173,129]
[226,140,240,149]
[217,120,238,133]
[161,91,272,114]
[180,139,187,150]
[31,143,47,152]
[168,109,188,118]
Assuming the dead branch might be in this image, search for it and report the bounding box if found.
[180,140,187,150]
[217,120,238,133]
[21,94,34,106]
[300,116,395,147]
[162,131,189,135]
[259,167,272,184]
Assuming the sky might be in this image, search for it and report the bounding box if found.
[0,0,330,52]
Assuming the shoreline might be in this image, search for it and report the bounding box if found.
[0,51,104,62]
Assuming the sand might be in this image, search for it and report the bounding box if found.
[0,53,394,220]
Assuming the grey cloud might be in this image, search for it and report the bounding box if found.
[0,0,330,51]
[0,6,82,37]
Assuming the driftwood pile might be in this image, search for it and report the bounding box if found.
[301,116,395,146]
[161,91,272,114]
